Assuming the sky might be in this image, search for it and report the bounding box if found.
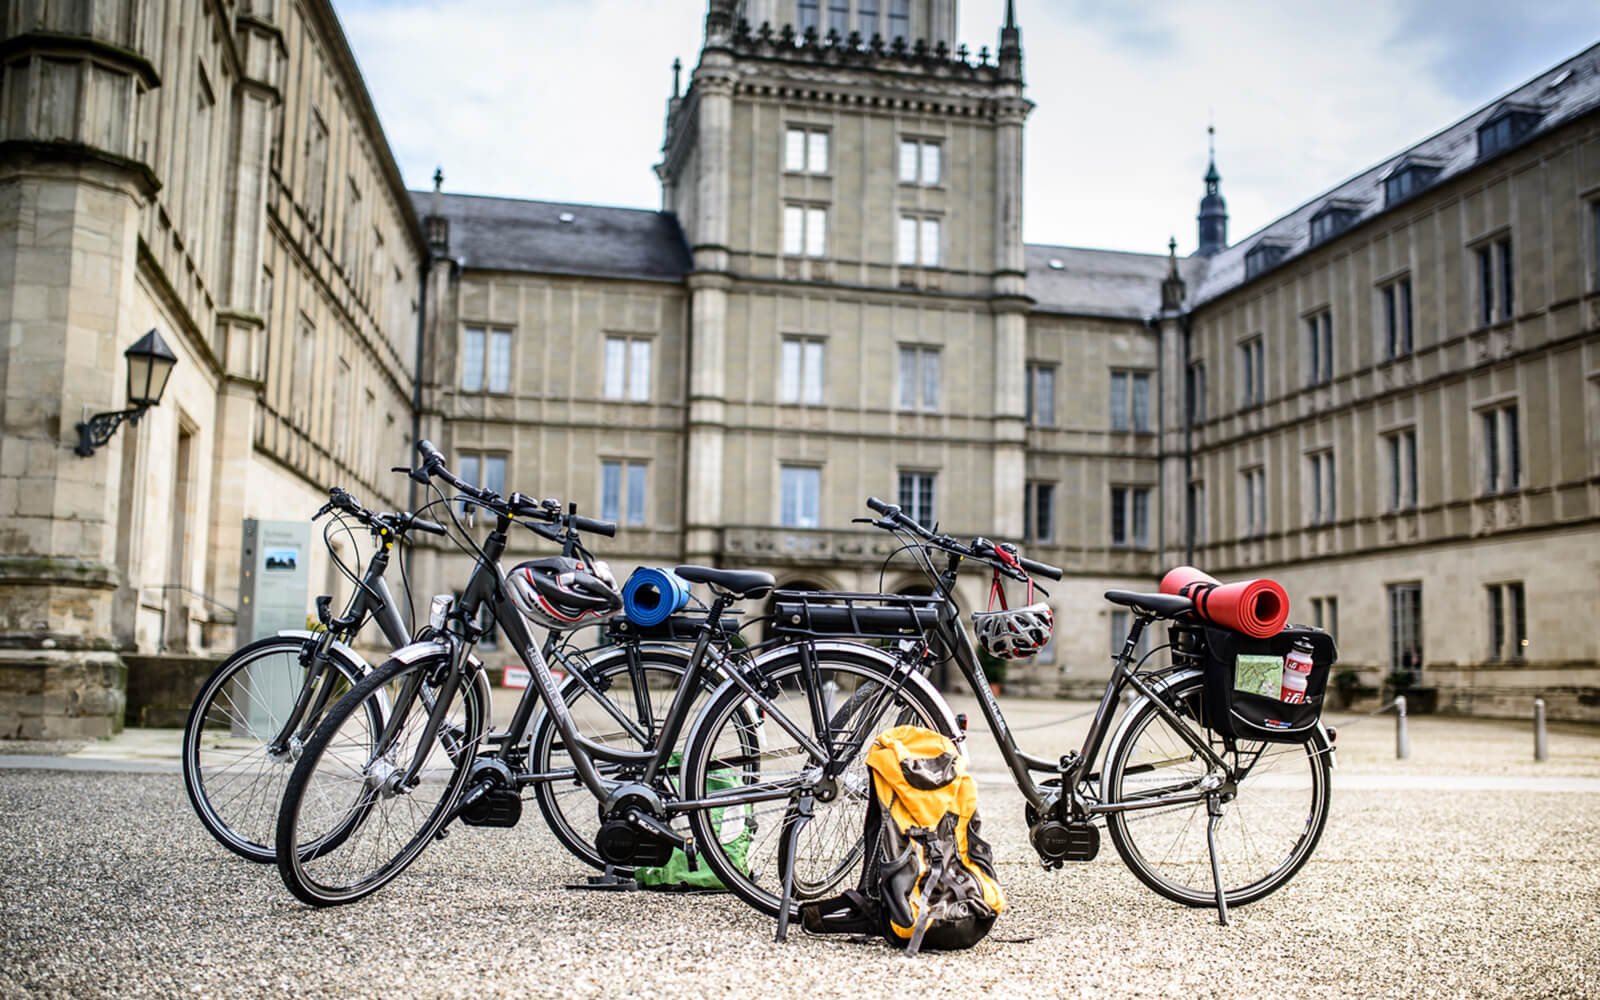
[338,1,1600,256]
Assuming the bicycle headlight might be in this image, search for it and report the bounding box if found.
[428,594,452,631]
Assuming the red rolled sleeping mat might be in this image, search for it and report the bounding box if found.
[1159,566,1290,639]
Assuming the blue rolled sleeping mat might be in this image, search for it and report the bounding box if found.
[621,567,692,627]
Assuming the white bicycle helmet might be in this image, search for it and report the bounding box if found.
[972,602,1054,660]
[508,556,622,631]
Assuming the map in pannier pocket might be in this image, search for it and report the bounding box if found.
[1234,654,1284,698]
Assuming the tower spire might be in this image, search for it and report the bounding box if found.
[998,0,1023,82]
[1196,126,1227,257]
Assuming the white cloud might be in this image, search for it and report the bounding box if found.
[339,0,1598,256]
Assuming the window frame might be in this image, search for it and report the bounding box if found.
[897,470,937,528]
[784,126,830,175]
[1304,309,1333,386]
[601,334,651,402]
[1239,336,1265,408]
[1110,485,1152,548]
[779,464,822,528]
[1306,448,1336,526]
[779,335,826,406]
[1478,402,1521,496]
[1485,581,1527,662]
[461,325,513,394]
[1384,427,1419,512]
[1026,363,1057,427]
[782,203,828,258]
[1310,596,1339,642]
[600,459,649,527]
[1388,582,1424,674]
[1380,275,1415,359]
[1240,466,1267,538]
[897,213,942,268]
[1024,480,1055,544]
[1109,369,1152,432]
[1186,360,1207,424]
[896,344,941,413]
[898,137,942,186]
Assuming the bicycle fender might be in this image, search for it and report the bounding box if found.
[382,639,493,746]
[274,630,370,673]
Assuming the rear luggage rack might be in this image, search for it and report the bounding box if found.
[771,590,942,639]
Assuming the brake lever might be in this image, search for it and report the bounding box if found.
[312,503,333,521]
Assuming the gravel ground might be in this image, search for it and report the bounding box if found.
[2,760,1597,1000]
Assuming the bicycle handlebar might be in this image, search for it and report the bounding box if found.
[860,496,1063,581]
[408,440,615,540]
[313,487,445,540]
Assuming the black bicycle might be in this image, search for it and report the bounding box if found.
[182,488,444,862]
[271,443,954,906]
[681,498,1333,923]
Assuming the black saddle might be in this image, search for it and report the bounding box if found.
[1103,590,1194,620]
[675,565,776,600]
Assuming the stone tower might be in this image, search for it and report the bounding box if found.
[657,0,1032,574]
[1196,126,1228,256]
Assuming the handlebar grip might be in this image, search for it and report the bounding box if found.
[572,515,617,538]
[408,517,447,537]
[865,497,892,515]
[417,439,445,467]
[1019,556,1064,581]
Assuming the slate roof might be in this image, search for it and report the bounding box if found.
[1191,42,1600,306]
[409,192,692,283]
[1023,244,1200,320]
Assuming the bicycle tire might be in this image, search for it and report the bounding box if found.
[528,643,702,873]
[275,652,487,906]
[1102,671,1331,908]
[182,635,378,863]
[681,645,955,917]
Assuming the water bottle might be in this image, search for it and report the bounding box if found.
[1281,640,1314,704]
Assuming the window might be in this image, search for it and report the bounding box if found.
[1239,337,1265,407]
[1305,310,1333,386]
[1110,486,1151,548]
[341,177,362,275]
[780,465,821,528]
[305,108,329,225]
[1241,467,1266,537]
[1480,404,1521,495]
[797,0,819,34]
[191,73,214,261]
[603,336,652,402]
[458,453,507,497]
[1381,276,1414,359]
[1388,583,1423,674]
[1109,610,1153,660]
[461,327,512,393]
[1024,481,1055,543]
[601,460,648,527]
[1384,429,1418,511]
[1306,450,1336,526]
[1309,204,1359,246]
[1186,361,1207,424]
[780,337,825,406]
[898,471,936,527]
[1244,242,1288,280]
[1186,480,1206,546]
[898,139,941,185]
[1591,200,1600,289]
[887,0,909,41]
[1109,371,1151,432]
[897,346,940,412]
[295,314,316,421]
[1475,236,1513,325]
[1310,596,1339,642]
[1477,109,1540,159]
[783,205,827,257]
[1486,582,1526,661]
[828,0,848,35]
[784,128,829,174]
[897,215,941,267]
[1026,364,1056,426]
[858,0,878,38]
[1383,163,1439,206]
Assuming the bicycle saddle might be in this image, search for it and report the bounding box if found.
[674,565,775,600]
[1103,590,1194,620]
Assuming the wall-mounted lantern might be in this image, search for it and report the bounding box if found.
[75,329,178,457]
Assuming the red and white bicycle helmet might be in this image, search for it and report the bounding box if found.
[971,565,1053,660]
[507,556,622,631]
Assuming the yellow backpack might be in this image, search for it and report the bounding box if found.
[801,725,1005,955]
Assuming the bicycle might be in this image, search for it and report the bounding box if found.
[274,443,955,906]
[181,487,444,862]
[680,497,1333,925]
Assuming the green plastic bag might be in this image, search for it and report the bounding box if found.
[634,757,751,890]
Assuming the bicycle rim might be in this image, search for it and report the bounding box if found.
[1104,676,1330,907]
[684,650,951,917]
[182,637,374,863]
[277,655,484,906]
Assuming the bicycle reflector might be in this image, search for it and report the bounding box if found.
[428,594,452,631]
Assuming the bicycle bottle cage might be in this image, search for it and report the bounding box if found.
[771,590,941,639]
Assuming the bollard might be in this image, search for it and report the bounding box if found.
[1395,695,1410,760]
[1534,698,1548,762]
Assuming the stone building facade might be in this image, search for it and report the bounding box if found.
[2,0,1596,736]
[0,0,424,737]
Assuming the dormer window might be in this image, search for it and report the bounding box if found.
[1309,201,1364,246]
[1383,159,1442,207]
[1477,105,1542,160]
[1244,241,1290,280]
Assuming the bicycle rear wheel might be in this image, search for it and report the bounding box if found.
[1102,673,1331,908]
[275,653,486,906]
[182,636,377,863]
[681,645,954,917]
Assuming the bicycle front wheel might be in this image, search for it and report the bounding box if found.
[682,646,954,917]
[1102,673,1331,908]
[182,636,377,863]
[276,653,486,906]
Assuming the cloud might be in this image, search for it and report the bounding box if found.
[1389,0,1600,102]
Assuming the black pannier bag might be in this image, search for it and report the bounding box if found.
[1201,625,1337,744]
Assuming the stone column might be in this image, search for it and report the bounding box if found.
[989,94,1032,540]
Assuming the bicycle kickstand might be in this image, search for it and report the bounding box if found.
[774,793,816,943]
[1206,792,1228,927]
